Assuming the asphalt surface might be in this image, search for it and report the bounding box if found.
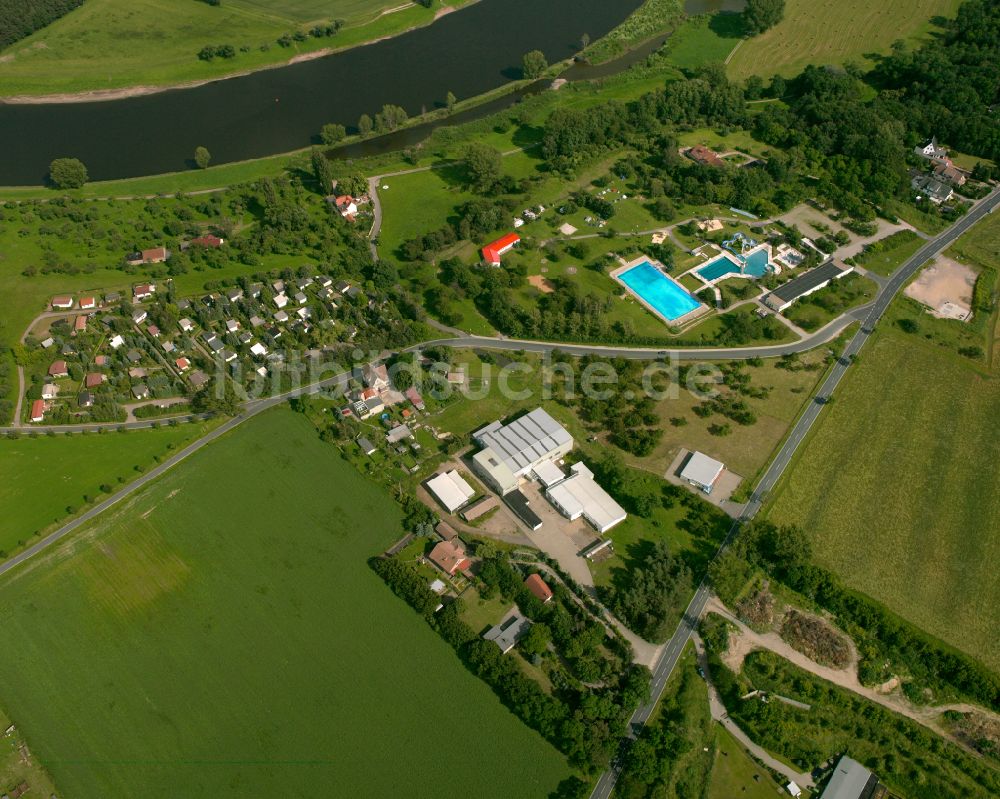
[589,187,1000,799]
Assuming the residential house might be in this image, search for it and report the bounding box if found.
[294,291,307,305]
[358,437,377,456]
[224,287,243,303]
[188,370,209,389]
[141,247,168,264]
[79,296,96,310]
[274,310,289,324]
[225,319,240,333]
[133,283,156,300]
[48,360,69,378]
[316,275,333,289]
[911,174,954,204]
[77,391,93,408]
[41,383,59,400]
[428,540,471,576]
[84,372,105,389]
[386,424,413,444]
[221,349,238,363]
[524,573,554,604]
[126,349,143,364]
[334,280,351,293]
[109,334,125,349]
[104,291,121,304]
[146,324,160,337]
[190,234,225,248]
[933,162,966,186]
[405,385,425,411]
[132,383,150,400]
[361,362,390,390]
[273,293,289,309]
[50,295,74,309]
[179,318,195,333]
[175,357,191,371]
[250,342,268,358]
[132,309,148,325]
[914,137,950,164]
[483,608,532,654]
[40,337,55,349]
[686,145,725,167]
[74,315,88,334]
[94,354,109,367]
[162,340,176,353]
[249,315,265,328]
[335,195,358,221]
[30,400,45,423]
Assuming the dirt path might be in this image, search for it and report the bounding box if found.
[706,597,1000,753]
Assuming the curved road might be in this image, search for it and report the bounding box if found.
[589,186,1000,799]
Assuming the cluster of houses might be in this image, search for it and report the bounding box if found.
[911,137,968,204]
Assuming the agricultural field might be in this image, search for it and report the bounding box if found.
[768,330,1000,672]
[0,409,570,798]
[727,0,962,80]
[0,0,471,97]
[0,421,215,556]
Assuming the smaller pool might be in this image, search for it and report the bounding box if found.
[742,247,770,277]
[618,261,701,322]
[697,255,741,282]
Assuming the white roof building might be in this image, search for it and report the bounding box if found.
[250,342,267,357]
[426,470,476,513]
[546,462,626,533]
[109,334,125,349]
[472,408,573,494]
[680,451,725,494]
[532,459,566,488]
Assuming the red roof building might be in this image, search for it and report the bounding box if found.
[79,296,97,310]
[74,315,88,332]
[85,372,104,388]
[190,234,224,248]
[686,145,724,168]
[30,399,45,423]
[51,295,73,309]
[524,573,554,603]
[428,540,471,575]
[175,357,191,371]
[133,283,156,300]
[481,233,520,266]
[142,247,168,263]
[48,360,68,377]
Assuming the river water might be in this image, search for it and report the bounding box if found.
[0,0,642,185]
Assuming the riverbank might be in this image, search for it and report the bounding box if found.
[0,0,480,102]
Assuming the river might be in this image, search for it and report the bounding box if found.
[0,0,642,185]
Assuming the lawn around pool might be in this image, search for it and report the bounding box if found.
[768,331,1000,672]
[0,408,570,798]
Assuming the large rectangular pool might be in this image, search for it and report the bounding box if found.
[618,261,701,322]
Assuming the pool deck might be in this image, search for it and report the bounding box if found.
[611,257,709,328]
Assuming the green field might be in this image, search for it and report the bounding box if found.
[0,422,216,556]
[727,0,961,80]
[707,727,786,799]
[0,0,467,97]
[0,409,569,797]
[663,13,743,71]
[769,331,1000,672]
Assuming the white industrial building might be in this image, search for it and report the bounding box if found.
[472,408,573,495]
[426,470,476,513]
[680,451,725,494]
[545,462,627,533]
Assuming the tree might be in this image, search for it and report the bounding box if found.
[194,146,211,169]
[374,103,408,132]
[462,142,502,192]
[358,114,373,136]
[320,123,346,145]
[743,0,785,36]
[521,622,551,657]
[445,90,457,112]
[522,49,548,79]
[48,158,88,189]
[579,32,590,50]
[311,148,335,193]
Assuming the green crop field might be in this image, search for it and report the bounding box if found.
[0,422,216,556]
[0,409,569,798]
[727,0,962,80]
[0,0,465,97]
[769,331,1000,672]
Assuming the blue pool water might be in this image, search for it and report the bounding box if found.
[619,261,701,321]
[696,248,772,282]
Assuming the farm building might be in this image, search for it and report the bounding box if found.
[481,233,520,266]
[763,261,853,312]
[680,451,725,494]
[472,408,573,495]
[545,462,626,533]
[426,470,476,513]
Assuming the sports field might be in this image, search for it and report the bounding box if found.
[0,409,569,797]
[727,0,961,79]
[0,422,215,556]
[769,332,1000,671]
[0,0,461,96]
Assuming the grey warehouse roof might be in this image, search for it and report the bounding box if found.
[474,408,572,476]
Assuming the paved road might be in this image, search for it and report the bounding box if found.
[591,188,1000,799]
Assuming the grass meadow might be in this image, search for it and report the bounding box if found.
[0,0,465,96]
[727,0,962,80]
[0,409,570,798]
[707,727,786,799]
[768,331,1000,672]
[0,422,217,556]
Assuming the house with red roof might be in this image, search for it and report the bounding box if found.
[73,315,88,334]
[133,283,156,301]
[481,233,520,266]
[142,246,168,263]
[30,400,45,423]
[686,145,724,168]
[79,295,96,310]
[524,573,553,604]
[48,360,69,378]
[428,540,471,576]
[175,357,191,371]
[335,195,358,221]
[85,372,105,389]
[51,295,74,310]
[190,234,224,248]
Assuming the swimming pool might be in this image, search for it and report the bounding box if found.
[696,247,772,282]
[618,261,701,322]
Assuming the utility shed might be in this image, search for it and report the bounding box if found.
[820,756,882,799]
